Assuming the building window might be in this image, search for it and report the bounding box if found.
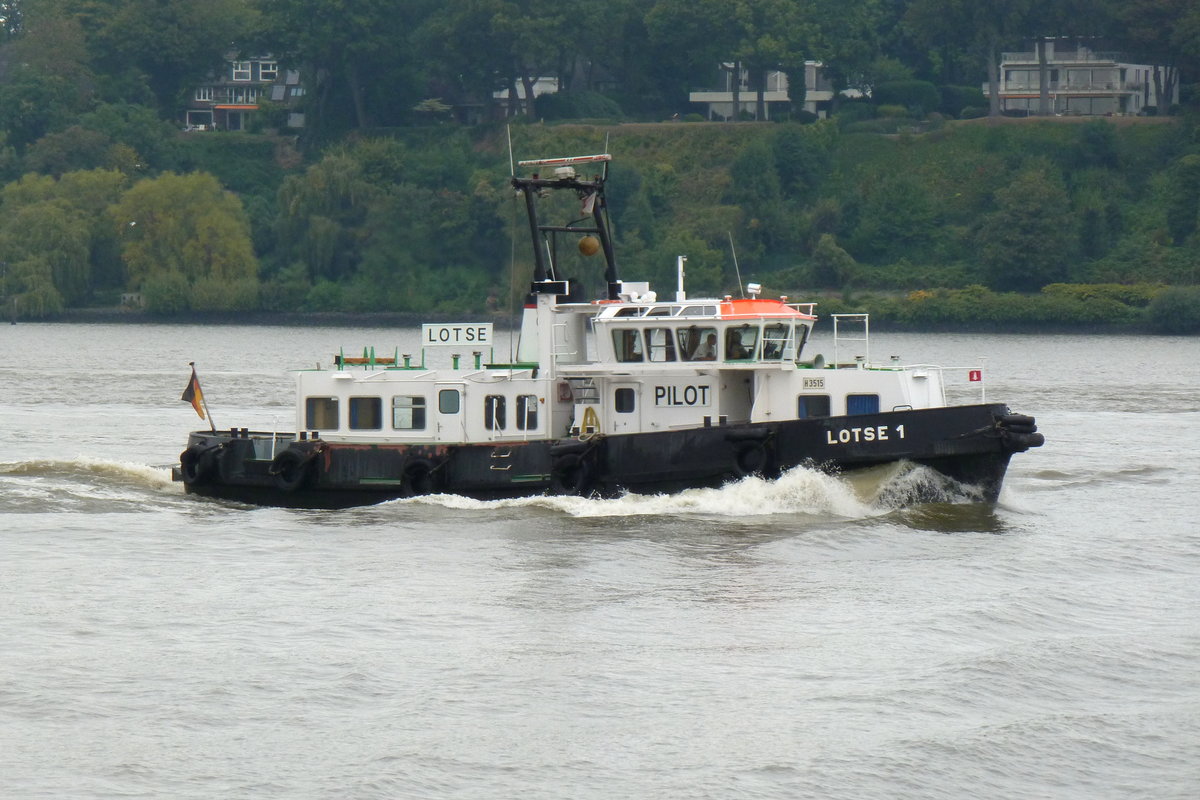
[485,395,507,430]
[645,328,676,362]
[846,394,880,415]
[305,397,339,430]
[615,388,635,413]
[438,389,460,414]
[259,61,278,81]
[797,395,831,419]
[232,61,251,81]
[349,397,382,429]
[516,395,538,430]
[228,87,259,104]
[612,329,643,362]
[290,86,306,98]
[392,396,426,430]
[195,87,213,102]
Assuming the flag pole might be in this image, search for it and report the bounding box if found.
[188,361,217,432]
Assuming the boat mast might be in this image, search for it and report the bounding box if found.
[512,154,621,300]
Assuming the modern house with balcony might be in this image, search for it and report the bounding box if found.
[986,43,1177,116]
[688,62,849,121]
[185,55,304,132]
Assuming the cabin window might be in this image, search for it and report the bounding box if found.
[679,305,717,317]
[645,327,677,362]
[797,395,831,419]
[847,394,880,415]
[392,396,426,430]
[438,389,460,414]
[612,329,644,362]
[762,324,789,360]
[678,326,718,361]
[725,325,759,360]
[614,307,642,317]
[484,395,507,430]
[305,397,339,430]
[516,395,538,430]
[615,388,635,413]
[794,325,810,360]
[646,306,671,316]
[349,397,382,430]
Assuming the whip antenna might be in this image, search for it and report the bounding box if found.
[728,232,745,298]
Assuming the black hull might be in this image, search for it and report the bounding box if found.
[174,403,1042,509]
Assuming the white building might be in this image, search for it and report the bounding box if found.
[987,43,1178,116]
[688,62,853,121]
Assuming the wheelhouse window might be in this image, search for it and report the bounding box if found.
[612,329,644,362]
[644,328,677,362]
[846,394,880,415]
[794,325,810,360]
[305,397,339,430]
[615,388,635,413]
[678,326,718,361]
[762,324,789,360]
[725,325,759,360]
[516,395,538,430]
[484,395,507,431]
[438,389,460,414]
[349,396,382,429]
[392,396,426,430]
[797,395,831,419]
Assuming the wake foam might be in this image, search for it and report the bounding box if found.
[409,462,981,520]
[0,457,175,492]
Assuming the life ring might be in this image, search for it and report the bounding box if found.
[270,449,315,492]
[550,452,594,496]
[179,444,220,485]
[401,458,437,497]
[732,440,768,477]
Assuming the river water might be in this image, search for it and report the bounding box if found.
[1,322,1197,799]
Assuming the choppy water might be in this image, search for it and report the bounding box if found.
[1,322,1197,799]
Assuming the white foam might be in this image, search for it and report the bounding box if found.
[413,465,880,520]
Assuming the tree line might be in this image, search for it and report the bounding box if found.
[0,1,1199,330]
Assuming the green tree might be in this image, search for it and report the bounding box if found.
[976,167,1073,291]
[1165,154,1200,244]
[111,172,259,311]
[261,0,431,136]
[809,233,857,289]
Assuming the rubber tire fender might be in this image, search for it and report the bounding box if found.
[270,449,315,492]
[550,452,593,496]
[401,458,437,497]
[180,445,220,486]
[732,440,768,477]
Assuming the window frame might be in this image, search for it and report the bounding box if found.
[392,395,427,430]
[305,396,339,430]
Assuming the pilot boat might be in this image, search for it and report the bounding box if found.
[174,153,1043,508]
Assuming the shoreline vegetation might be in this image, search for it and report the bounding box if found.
[4,118,1200,335]
[40,280,1200,335]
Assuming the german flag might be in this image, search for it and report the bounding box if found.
[181,363,206,420]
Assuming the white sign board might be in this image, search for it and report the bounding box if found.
[421,323,493,347]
